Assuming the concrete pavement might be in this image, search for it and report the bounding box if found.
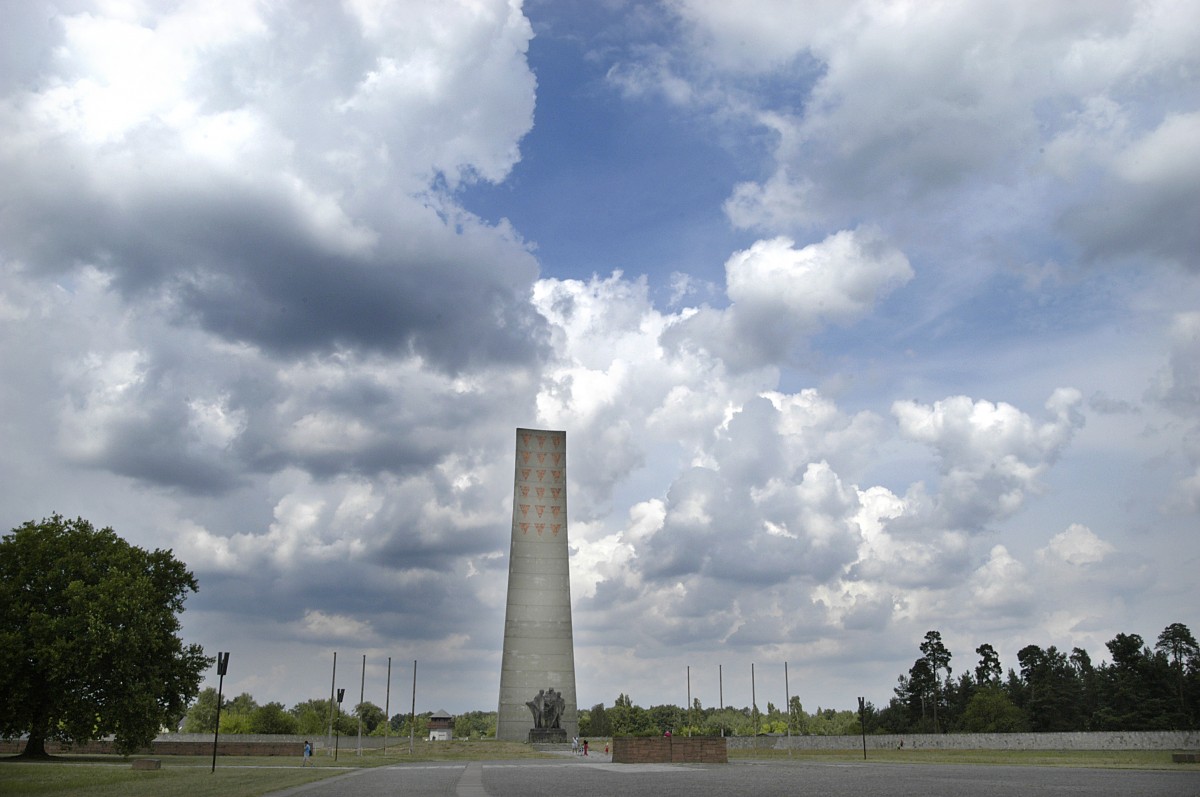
[262,757,1200,797]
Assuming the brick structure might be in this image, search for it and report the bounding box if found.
[611,736,728,764]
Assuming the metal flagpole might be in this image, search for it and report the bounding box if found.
[357,654,366,756]
[751,662,758,739]
[383,657,392,754]
[326,651,337,755]
[409,660,417,755]
[785,661,792,758]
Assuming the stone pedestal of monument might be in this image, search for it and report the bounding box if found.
[527,728,568,744]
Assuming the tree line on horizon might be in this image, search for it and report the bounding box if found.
[185,622,1199,740]
[180,690,498,740]
[578,693,865,738]
[576,624,1198,737]
[578,624,1199,738]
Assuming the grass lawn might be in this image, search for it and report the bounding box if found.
[366,739,561,761]
[4,741,1196,796]
[0,758,337,797]
[0,740,554,797]
[730,746,1200,770]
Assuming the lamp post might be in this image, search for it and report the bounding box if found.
[335,688,345,761]
[210,651,229,773]
[858,696,867,760]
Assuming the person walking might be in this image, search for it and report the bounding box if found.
[582,739,589,756]
[302,740,313,766]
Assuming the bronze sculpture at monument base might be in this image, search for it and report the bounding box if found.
[528,728,568,744]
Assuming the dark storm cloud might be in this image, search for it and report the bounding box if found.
[195,558,496,645]
[93,416,242,494]
[238,428,444,482]
[171,222,549,372]
[51,305,540,495]
[373,523,500,574]
[1061,175,1200,273]
[169,439,523,653]
[2,156,548,372]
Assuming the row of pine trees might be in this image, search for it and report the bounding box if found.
[880,623,1199,733]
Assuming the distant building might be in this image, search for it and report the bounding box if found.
[428,709,453,741]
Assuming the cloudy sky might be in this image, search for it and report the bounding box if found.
[2,0,1198,718]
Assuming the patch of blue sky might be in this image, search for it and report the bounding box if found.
[459,2,758,297]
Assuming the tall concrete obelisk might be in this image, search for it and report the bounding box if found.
[496,428,578,741]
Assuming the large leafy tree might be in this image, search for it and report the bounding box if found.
[0,515,209,757]
[608,692,652,736]
[582,702,610,736]
[787,696,806,735]
[251,702,299,735]
[182,687,221,733]
[648,703,684,734]
[445,710,495,739]
[353,701,386,734]
[291,697,335,735]
[960,686,1028,733]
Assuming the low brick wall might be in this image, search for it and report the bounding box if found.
[612,736,727,764]
[726,731,1200,752]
